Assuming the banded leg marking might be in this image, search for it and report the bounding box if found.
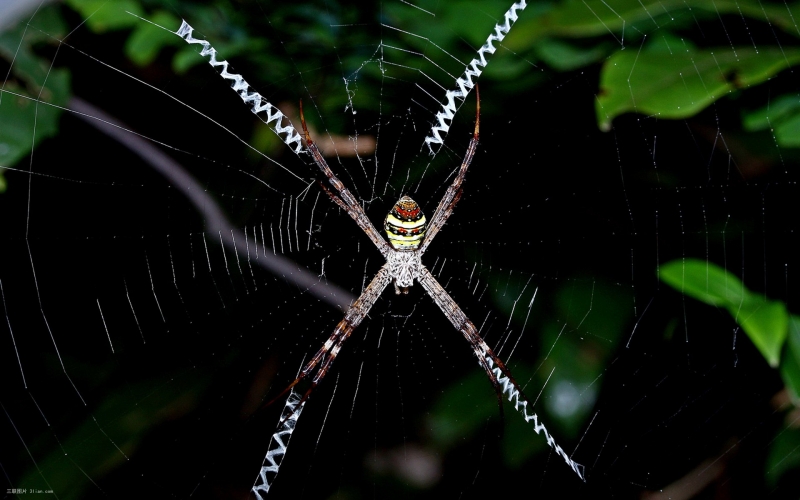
[417,267,585,480]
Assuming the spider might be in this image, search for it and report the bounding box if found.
[264,91,494,409]
[170,18,583,496]
[252,91,585,496]
[273,91,503,408]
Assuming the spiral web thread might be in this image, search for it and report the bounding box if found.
[175,20,304,154]
[423,0,528,155]
[484,355,586,480]
[251,390,306,498]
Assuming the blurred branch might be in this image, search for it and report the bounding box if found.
[641,453,728,500]
[0,0,54,34]
[68,96,355,311]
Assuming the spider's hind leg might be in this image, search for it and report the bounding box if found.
[472,337,506,422]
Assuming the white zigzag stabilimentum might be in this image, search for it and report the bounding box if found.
[424,1,528,155]
[251,391,306,499]
[175,20,304,154]
[483,355,586,480]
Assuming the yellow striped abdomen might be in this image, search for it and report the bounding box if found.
[385,196,426,250]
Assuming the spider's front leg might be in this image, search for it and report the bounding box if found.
[299,101,392,258]
[418,86,480,255]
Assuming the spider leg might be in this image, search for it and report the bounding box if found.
[419,86,480,255]
[277,319,355,424]
[252,265,392,496]
[262,318,350,409]
[266,264,391,417]
[300,101,392,257]
[317,180,349,213]
[416,267,586,480]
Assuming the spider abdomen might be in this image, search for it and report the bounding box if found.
[385,195,426,250]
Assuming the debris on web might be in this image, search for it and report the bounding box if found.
[424,1,528,155]
[175,20,304,155]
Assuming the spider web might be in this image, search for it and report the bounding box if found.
[2,0,800,498]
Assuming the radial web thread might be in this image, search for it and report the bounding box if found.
[175,20,304,154]
[484,355,586,480]
[251,390,306,498]
[424,0,528,154]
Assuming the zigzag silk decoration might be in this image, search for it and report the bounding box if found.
[175,20,304,154]
[424,1,528,155]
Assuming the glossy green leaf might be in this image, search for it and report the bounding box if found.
[597,46,800,130]
[660,259,747,307]
[661,259,789,367]
[734,299,789,367]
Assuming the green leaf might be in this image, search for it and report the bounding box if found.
[0,4,72,174]
[534,38,610,71]
[172,46,204,74]
[596,46,800,130]
[660,259,747,307]
[766,426,800,487]
[742,94,800,148]
[781,317,800,401]
[64,0,144,32]
[773,113,800,148]
[732,299,789,367]
[660,259,789,367]
[522,0,800,41]
[124,11,182,66]
[0,70,70,168]
[743,94,800,131]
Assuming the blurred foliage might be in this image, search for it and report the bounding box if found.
[0,6,70,191]
[5,0,800,188]
[19,375,208,499]
[661,259,800,486]
[743,94,800,148]
[597,41,800,131]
